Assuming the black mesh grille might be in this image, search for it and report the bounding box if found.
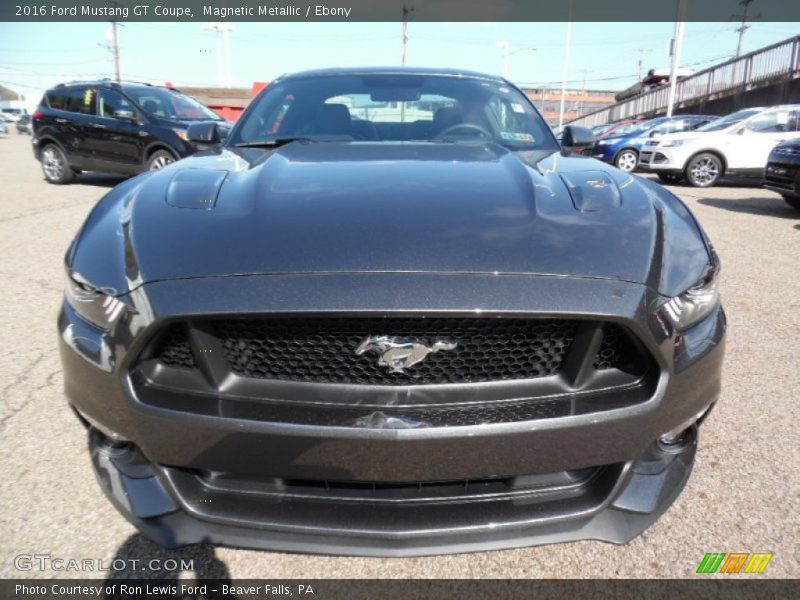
[211,317,578,385]
[593,324,634,370]
[154,325,196,369]
[225,397,571,427]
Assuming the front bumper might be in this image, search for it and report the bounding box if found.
[764,160,800,198]
[591,144,617,163]
[88,424,700,556]
[60,273,725,556]
[639,145,688,172]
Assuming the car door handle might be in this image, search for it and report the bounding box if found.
[55,118,68,123]
[90,123,107,129]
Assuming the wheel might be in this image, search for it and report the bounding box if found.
[783,194,800,211]
[146,150,176,171]
[614,149,638,173]
[684,152,722,187]
[657,173,683,184]
[40,144,74,184]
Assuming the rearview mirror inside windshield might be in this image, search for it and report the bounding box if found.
[370,88,422,102]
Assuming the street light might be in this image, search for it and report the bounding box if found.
[496,42,536,81]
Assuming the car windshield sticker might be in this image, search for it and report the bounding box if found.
[500,132,535,142]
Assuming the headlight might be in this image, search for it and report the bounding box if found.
[64,272,126,330]
[660,139,685,147]
[660,271,720,331]
[596,139,612,146]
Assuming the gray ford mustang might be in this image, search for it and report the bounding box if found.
[59,68,725,556]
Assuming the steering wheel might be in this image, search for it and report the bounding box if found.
[435,123,493,140]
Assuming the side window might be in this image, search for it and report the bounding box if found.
[135,94,168,118]
[787,110,800,132]
[46,90,66,110]
[64,87,96,115]
[655,121,683,134]
[746,111,794,133]
[98,89,133,118]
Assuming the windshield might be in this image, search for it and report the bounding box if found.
[697,109,761,132]
[123,86,222,121]
[229,74,557,150]
[609,118,664,137]
[608,121,643,135]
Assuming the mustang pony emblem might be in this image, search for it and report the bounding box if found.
[355,336,458,374]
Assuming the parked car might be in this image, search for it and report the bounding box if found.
[591,115,713,172]
[1,108,23,122]
[59,67,726,556]
[764,137,800,210]
[595,119,644,139]
[16,114,32,135]
[0,119,7,136]
[32,79,229,184]
[639,105,800,187]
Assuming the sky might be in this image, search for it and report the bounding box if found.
[0,20,797,108]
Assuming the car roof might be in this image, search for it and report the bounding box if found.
[277,66,507,83]
[47,79,168,91]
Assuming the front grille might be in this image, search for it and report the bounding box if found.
[594,324,634,369]
[153,324,196,369]
[190,466,602,503]
[213,317,577,385]
[150,317,644,386]
[136,316,655,426]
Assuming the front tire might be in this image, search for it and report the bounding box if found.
[614,149,639,173]
[783,194,800,212]
[40,144,74,184]
[684,153,722,187]
[146,149,176,171]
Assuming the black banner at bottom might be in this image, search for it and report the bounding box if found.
[1,579,798,600]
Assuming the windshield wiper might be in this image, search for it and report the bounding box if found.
[234,137,315,148]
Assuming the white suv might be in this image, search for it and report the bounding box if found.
[639,106,800,187]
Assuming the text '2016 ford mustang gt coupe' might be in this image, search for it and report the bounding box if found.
[59,68,725,557]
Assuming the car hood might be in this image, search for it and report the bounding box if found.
[71,142,712,297]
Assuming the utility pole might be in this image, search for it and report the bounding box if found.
[634,48,651,81]
[400,4,413,123]
[110,19,120,83]
[401,4,413,66]
[733,0,760,58]
[666,0,688,118]
[577,68,589,115]
[557,0,574,129]
[496,41,510,79]
[204,23,234,87]
[99,1,122,82]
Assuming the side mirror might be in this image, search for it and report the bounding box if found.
[561,125,595,154]
[113,109,136,122]
[186,121,221,144]
[649,130,662,138]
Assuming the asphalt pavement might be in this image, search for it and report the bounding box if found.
[0,132,797,579]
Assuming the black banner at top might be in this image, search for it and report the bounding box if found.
[3,0,800,22]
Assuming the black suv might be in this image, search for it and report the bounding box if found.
[32,80,227,184]
[764,137,800,211]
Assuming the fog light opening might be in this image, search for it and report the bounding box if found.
[658,405,712,448]
[75,407,130,447]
